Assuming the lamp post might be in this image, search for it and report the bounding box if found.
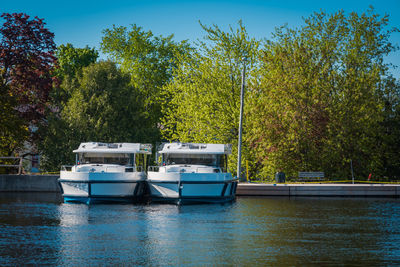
[237,57,247,181]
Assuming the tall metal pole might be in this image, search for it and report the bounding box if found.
[350,159,354,184]
[237,57,247,181]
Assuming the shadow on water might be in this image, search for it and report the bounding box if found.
[1,194,400,265]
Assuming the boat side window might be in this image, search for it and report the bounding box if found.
[79,153,130,165]
[80,153,103,164]
[163,153,224,167]
[105,156,129,165]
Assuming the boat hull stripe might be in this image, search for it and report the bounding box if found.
[59,179,143,183]
[148,179,238,184]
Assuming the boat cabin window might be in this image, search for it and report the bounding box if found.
[78,153,132,165]
[162,153,226,168]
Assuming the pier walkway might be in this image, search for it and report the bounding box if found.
[237,183,400,197]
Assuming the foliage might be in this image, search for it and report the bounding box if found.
[63,61,147,141]
[248,9,399,179]
[51,43,99,104]
[161,21,260,175]
[40,61,147,171]
[0,13,56,155]
[56,43,99,79]
[379,76,400,178]
[0,13,57,123]
[101,24,192,143]
[39,44,99,170]
[0,79,28,156]
[5,10,398,178]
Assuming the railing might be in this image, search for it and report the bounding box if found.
[148,166,160,172]
[148,165,227,173]
[0,157,23,175]
[61,165,144,172]
[61,165,73,171]
[127,166,143,172]
[195,166,216,173]
[298,171,325,182]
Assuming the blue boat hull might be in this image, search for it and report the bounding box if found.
[148,180,238,205]
[59,179,147,204]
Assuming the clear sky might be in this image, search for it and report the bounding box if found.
[2,0,400,76]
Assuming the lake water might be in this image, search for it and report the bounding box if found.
[1,193,400,266]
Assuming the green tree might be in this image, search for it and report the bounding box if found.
[101,24,191,143]
[56,43,99,79]
[248,9,399,179]
[0,80,28,156]
[40,61,147,171]
[39,44,99,170]
[161,21,260,175]
[52,43,99,104]
[379,76,400,179]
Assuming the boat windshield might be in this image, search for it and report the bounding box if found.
[162,153,226,168]
[78,153,132,165]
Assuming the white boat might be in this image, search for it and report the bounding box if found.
[147,143,238,204]
[59,142,152,204]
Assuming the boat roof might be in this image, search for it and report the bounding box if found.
[159,143,232,154]
[73,142,152,154]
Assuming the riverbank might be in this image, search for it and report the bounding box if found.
[1,175,400,197]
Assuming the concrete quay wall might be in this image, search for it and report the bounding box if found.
[237,183,400,197]
[1,175,399,197]
[0,175,61,192]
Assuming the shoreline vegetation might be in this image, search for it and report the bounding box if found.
[1,8,399,182]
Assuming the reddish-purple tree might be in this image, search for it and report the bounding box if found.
[0,13,57,124]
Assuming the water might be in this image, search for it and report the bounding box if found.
[1,193,400,266]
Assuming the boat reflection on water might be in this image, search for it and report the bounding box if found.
[56,201,239,266]
[56,203,153,266]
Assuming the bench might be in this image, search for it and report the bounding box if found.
[298,171,325,182]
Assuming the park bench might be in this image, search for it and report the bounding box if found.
[298,171,325,182]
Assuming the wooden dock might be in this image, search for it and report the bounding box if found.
[237,183,400,197]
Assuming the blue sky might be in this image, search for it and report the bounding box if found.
[2,0,400,76]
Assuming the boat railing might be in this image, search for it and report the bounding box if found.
[128,166,143,172]
[61,165,144,172]
[196,166,224,173]
[148,166,160,172]
[196,166,226,173]
[147,165,226,173]
[122,166,143,172]
[61,165,73,171]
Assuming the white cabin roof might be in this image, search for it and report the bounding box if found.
[73,142,152,154]
[159,143,232,154]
